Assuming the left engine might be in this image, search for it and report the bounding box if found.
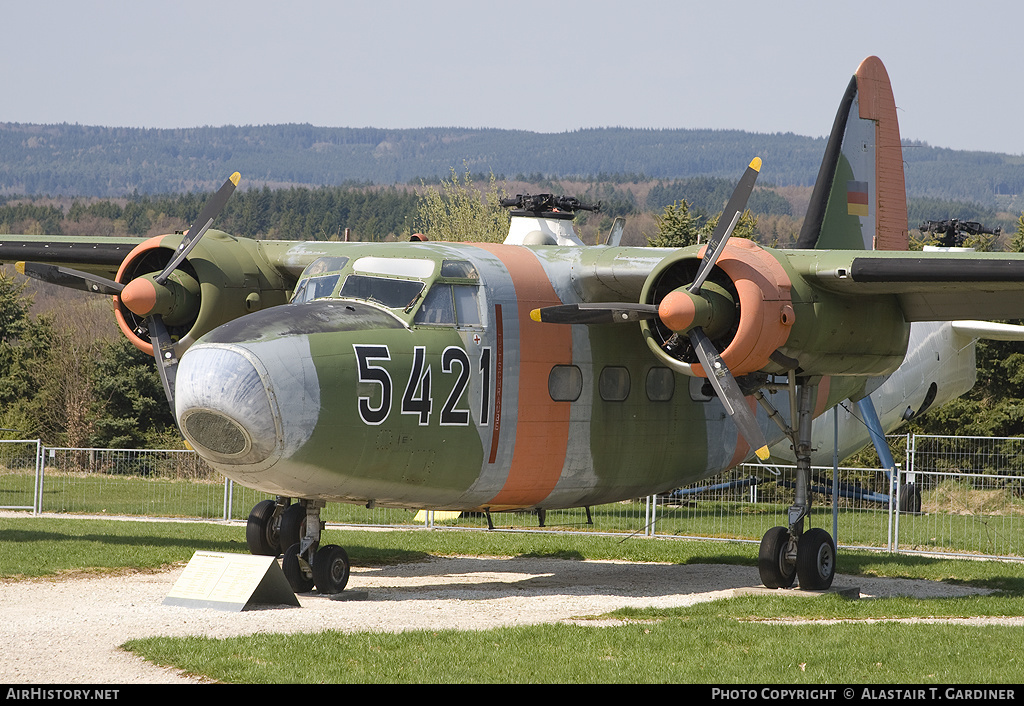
[113,230,293,356]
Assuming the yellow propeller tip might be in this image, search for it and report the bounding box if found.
[755,446,770,461]
[14,262,25,275]
[749,157,762,172]
[230,172,241,186]
[530,309,542,322]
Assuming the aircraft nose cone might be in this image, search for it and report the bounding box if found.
[175,345,280,468]
[175,336,321,473]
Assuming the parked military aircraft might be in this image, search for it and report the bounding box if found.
[4,56,1024,595]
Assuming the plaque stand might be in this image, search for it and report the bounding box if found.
[164,551,301,611]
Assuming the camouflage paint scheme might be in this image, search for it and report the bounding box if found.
[6,56,1024,520]
[175,240,796,511]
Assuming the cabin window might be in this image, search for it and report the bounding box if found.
[339,275,424,309]
[599,367,630,401]
[548,365,582,402]
[645,367,675,401]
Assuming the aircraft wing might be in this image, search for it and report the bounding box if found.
[790,250,1024,321]
[0,235,145,280]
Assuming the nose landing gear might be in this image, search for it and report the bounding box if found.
[246,497,352,596]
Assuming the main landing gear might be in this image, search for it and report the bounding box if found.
[755,379,837,591]
[245,497,351,595]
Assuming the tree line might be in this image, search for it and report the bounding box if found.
[6,176,1011,245]
[2,122,1021,208]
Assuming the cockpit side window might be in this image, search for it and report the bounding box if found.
[413,284,484,328]
[413,285,456,325]
[292,256,349,303]
[453,285,482,326]
[292,274,341,304]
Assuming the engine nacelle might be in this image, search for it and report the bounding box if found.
[639,239,910,379]
[113,230,293,356]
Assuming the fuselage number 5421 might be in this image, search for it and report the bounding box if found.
[353,344,492,427]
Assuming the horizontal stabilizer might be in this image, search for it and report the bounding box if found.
[951,321,1024,341]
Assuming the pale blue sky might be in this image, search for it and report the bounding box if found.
[4,0,1021,154]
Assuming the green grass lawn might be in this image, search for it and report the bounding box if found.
[4,514,1024,683]
[124,599,1024,683]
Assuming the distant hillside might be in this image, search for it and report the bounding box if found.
[2,123,1021,211]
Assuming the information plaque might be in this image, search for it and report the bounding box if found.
[164,551,301,611]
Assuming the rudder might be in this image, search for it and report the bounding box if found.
[796,56,907,251]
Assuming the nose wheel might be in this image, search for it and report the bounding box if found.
[275,500,352,596]
[245,498,285,556]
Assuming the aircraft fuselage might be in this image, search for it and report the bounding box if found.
[175,241,862,511]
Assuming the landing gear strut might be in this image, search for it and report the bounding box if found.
[756,378,836,591]
[280,499,351,595]
[246,498,351,595]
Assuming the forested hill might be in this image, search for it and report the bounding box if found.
[2,123,1022,208]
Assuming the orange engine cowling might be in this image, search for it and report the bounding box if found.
[111,231,292,356]
[640,238,795,377]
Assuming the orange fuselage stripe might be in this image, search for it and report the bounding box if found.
[472,244,572,508]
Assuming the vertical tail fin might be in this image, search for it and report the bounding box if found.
[796,56,907,251]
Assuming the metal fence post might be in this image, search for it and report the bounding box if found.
[33,441,43,515]
[222,477,232,521]
[644,495,655,536]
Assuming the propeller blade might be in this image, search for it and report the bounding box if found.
[16,262,124,296]
[531,302,660,325]
[689,157,761,294]
[690,327,770,461]
[155,172,240,285]
[148,315,179,412]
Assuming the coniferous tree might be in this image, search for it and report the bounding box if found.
[647,200,699,247]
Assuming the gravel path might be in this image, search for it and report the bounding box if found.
[0,554,1004,684]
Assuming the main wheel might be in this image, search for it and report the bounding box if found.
[796,528,836,590]
[758,526,796,588]
[312,544,351,595]
[899,482,922,514]
[245,499,280,556]
[282,542,315,593]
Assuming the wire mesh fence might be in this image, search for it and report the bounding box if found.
[5,435,1023,562]
[899,435,1024,558]
[38,447,226,519]
[0,440,41,511]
